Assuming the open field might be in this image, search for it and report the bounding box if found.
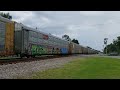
[25,57,120,79]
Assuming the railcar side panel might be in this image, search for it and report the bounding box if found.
[15,31,22,54]
[23,29,29,54]
[29,30,48,55]
[5,22,14,56]
[68,42,73,54]
[61,48,68,54]
[0,21,6,56]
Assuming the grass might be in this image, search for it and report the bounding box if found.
[28,57,120,79]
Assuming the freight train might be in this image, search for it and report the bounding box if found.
[0,16,98,58]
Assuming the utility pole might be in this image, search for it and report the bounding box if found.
[103,45,104,53]
[104,38,108,55]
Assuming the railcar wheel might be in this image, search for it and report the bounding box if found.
[32,55,35,58]
[20,54,23,59]
[26,55,30,58]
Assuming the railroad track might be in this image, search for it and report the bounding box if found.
[0,55,71,65]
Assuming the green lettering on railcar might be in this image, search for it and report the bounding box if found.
[31,45,47,55]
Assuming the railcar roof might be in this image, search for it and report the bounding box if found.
[15,22,84,46]
[19,22,70,43]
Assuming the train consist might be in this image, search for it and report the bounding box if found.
[0,16,99,58]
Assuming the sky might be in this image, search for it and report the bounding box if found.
[1,11,120,51]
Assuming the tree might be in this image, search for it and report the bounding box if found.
[62,35,79,44]
[104,36,120,54]
[104,43,117,54]
[72,39,79,44]
[115,36,120,53]
[0,12,12,20]
[87,46,92,49]
[62,34,71,41]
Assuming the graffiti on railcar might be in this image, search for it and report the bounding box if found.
[47,46,52,54]
[61,48,68,54]
[56,48,60,54]
[31,45,47,55]
[43,34,49,40]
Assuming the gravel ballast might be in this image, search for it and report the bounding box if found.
[0,55,82,79]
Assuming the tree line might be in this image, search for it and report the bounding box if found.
[104,36,120,54]
[62,34,79,44]
[0,12,12,20]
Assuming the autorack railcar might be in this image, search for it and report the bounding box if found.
[14,22,70,58]
[0,16,14,56]
[69,42,83,54]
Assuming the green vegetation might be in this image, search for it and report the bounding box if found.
[62,34,71,41]
[0,12,12,20]
[104,36,120,54]
[72,39,79,44]
[29,57,120,79]
[62,34,80,44]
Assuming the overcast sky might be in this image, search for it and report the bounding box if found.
[1,11,120,51]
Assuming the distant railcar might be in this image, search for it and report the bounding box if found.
[69,42,82,54]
